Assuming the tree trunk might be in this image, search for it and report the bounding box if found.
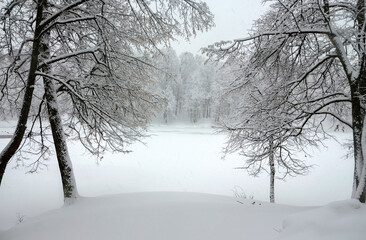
[351,88,364,198]
[354,114,366,202]
[40,3,78,200]
[351,72,366,202]
[0,0,45,186]
[164,110,168,124]
[269,138,275,203]
[352,0,366,203]
[43,76,79,200]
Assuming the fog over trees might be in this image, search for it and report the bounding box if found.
[152,49,227,124]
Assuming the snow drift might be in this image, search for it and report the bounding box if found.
[1,192,301,240]
[281,199,366,240]
[1,193,365,240]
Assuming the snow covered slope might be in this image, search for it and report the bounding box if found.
[281,199,366,240]
[0,192,303,240]
[1,192,365,240]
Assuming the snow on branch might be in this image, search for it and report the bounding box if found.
[38,47,101,68]
[34,71,86,102]
[211,28,332,52]
[2,0,26,16]
[328,2,357,14]
[234,29,332,43]
[285,54,338,87]
[39,0,92,29]
[40,16,97,37]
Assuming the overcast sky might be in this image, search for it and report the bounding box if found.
[171,0,269,55]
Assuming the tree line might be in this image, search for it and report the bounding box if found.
[152,48,230,124]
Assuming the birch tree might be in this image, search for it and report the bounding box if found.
[0,0,213,200]
[204,0,366,202]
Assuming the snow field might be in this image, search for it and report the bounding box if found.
[0,123,357,235]
[1,192,365,240]
[0,192,305,240]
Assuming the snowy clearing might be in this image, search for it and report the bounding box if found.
[2,0,366,239]
[0,122,361,239]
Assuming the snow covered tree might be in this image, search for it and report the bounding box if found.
[0,0,213,200]
[196,57,216,119]
[152,48,181,123]
[178,52,198,120]
[204,0,366,202]
[220,61,316,203]
[152,49,222,124]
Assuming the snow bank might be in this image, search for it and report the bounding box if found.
[0,192,301,240]
[281,199,366,240]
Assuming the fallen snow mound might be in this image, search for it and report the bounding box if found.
[1,192,299,240]
[281,199,366,240]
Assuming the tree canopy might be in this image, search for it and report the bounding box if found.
[0,0,214,199]
[204,0,366,202]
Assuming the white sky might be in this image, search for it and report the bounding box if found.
[171,0,269,55]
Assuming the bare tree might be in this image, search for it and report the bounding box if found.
[204,0,366,202]
[0,0,213,200]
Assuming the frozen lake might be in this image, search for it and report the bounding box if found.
[0,123,354,230]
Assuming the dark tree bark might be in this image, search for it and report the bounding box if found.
[350,85,365,202]
[354,0,366,202]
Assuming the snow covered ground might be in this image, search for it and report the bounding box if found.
[0,192,302,240]
[1,192,365,240]
[281,199,366,240]
[0,121,362,239]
